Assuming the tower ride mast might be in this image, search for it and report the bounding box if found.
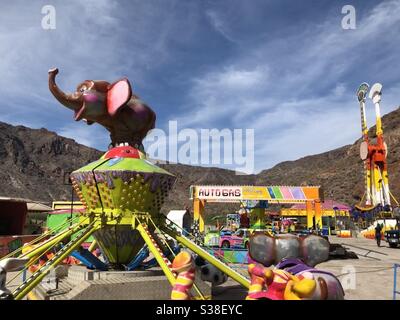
[357,83,390,209]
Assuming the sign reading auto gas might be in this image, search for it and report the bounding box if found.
[193,186,269,201]
[191,185,322,203]
[193,186,242,201]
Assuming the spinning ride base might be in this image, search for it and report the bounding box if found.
[8,146,250,300]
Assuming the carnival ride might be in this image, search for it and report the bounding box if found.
[355,83,400,239]
[219,228,251,249]
[280,200,351,237]
[191,185,329,265]
[0,69,251,300]
[0,68,344,300]
[0,146,253,299]
[190,185,324,233]
[356,83,398,212]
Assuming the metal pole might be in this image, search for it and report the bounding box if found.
[394,264,397,301]
[14,224,96,300]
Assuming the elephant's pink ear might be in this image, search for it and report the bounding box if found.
[107,78,132,116]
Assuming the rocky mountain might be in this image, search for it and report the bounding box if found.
[0,122,102,202]
[0,121,253,214]
[1,107,400,213]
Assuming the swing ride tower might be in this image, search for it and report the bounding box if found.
[356,83,393,211]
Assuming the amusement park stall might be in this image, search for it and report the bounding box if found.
[46,201,86,230]
[46,201,94,244]
[280,200,351,235]
[0,197,43,257]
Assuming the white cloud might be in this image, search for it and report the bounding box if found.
[1,1,400,175]
[211,66,268,89]
[0,1,127,131]
[176,65,269,127]
[171,0,400,173]
[0,1,186,143]
[333,83,346,97]
[205,10,237,43]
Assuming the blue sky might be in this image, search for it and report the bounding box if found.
[0,0,400,173]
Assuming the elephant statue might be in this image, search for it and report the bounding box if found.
[0,258,29,300]
[48,68,156,151]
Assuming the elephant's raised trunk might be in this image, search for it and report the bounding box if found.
[48,68,81,111]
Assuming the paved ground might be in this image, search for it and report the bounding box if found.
[318,236,399,300]
[214,235,400,300]
[5,236,400,300]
